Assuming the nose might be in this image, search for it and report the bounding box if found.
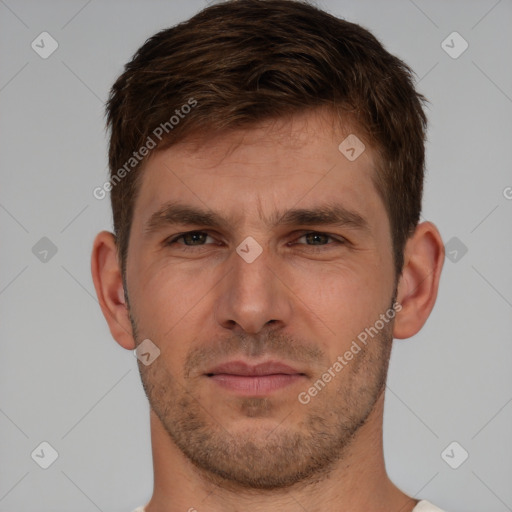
[214,243,293,335]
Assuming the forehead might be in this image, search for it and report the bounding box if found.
[132,109,387,236]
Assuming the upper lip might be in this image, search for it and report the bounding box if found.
[205,360,305,376]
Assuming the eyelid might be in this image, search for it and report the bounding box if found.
[166,230,218,245]
[291,231,346,245]
[165,230,346,246]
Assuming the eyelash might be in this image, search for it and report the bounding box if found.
[165,231,346,252]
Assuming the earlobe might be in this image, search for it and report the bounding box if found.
[393,221,445,339]
[91,230,135,350]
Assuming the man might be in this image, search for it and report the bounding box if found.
[91,0,446,510]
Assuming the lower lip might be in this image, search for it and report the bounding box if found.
[208,374,304,395]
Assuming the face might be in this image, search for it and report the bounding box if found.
[125,109,398,489]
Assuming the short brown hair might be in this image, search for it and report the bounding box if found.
[105,0,428,281]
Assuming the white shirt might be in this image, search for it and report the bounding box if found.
[132,499,445,511]
[413,500,446,512]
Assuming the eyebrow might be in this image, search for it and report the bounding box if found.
[144,201,370,237]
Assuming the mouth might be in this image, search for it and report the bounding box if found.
[205,360,307,395]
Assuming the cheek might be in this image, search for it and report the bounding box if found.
[130,260,217,344]
[291,261,390,345]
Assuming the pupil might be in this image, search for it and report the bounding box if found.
[186,232,204,245]
[307,233,326,245]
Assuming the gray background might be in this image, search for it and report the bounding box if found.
[1,0,511,511]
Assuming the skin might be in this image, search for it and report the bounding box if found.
[91,108,444,512]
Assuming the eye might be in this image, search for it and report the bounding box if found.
[164,230,346,253]
[165,231,218,250]
[291,231,345,248]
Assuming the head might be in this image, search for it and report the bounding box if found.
[92,0,444,491]
[105,0,428,283]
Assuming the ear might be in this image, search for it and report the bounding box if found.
[393,221,445,339]
[91,231,135,350]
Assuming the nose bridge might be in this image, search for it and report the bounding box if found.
[232,238,272,295]
[214,239,290,334]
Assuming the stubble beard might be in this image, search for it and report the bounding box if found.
[130,305,394,491]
